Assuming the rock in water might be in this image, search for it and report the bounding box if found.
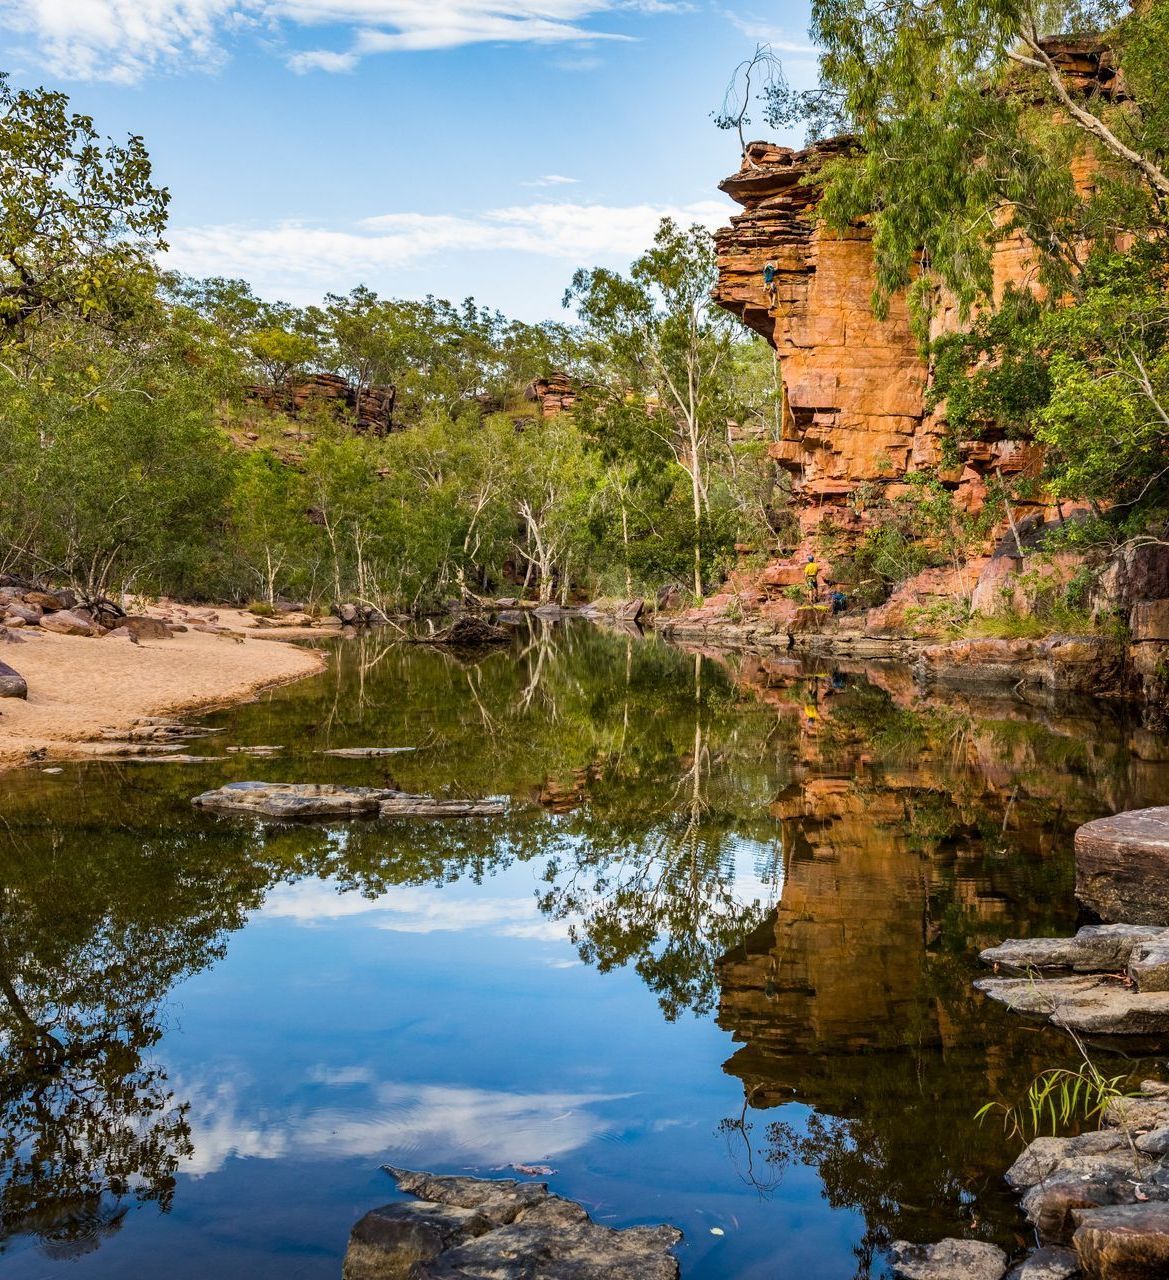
[1073,1202,1169,1277]
[1003,1245,1080,1280]
[192,782,506,821]
[889,1238,1008,1280]
[0,660,27,699]
[343,1167,681,1280]
[981,924,1169,973]
[1076,807,1169,925]
[974,973,1169,1035]
[193,781,394,818]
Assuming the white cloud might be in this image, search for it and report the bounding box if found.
[0,0,659,81]
[521,174,580,188]
[722,12,816,53]
[160,197,733,301]
[180,1072,629,1174]
[258,877,574,939]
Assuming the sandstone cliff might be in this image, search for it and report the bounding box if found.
[244,372,396,436]
[711,37,1122,543]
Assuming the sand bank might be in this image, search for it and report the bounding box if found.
[0,611,329,767]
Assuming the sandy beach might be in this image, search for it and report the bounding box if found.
[0,607,329,767]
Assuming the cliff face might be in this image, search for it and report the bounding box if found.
[712,39,1117,542]
[713,141,1045,539]
[244,373,396,436]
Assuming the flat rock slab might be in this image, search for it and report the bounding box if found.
[1077,808,1169,926]
[889,1238,1007,1280]
[982,925,1169,974]
[321,747,416,757]
[379,797,505,818]
[343,1166,681,1280]
[194,781,396,817]
[192,782,506,821]
[1073,1202,1169,1278]
[975,974,1169,1035]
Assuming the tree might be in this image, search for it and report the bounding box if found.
[790,0,1169,318]
[0,72,169,347]
[566,219,740,598]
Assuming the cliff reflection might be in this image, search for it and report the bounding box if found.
[0,625,1167,1264]
[710,652,1169,1258]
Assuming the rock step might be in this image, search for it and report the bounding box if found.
[1077,807,1169,926]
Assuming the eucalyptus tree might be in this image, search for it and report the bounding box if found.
[565,218,740,598]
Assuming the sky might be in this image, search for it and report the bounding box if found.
[0,0,819,319]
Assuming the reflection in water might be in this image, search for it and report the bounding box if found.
[0,624,1166,1274]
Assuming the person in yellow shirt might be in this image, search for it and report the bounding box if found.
[804,555,820,602]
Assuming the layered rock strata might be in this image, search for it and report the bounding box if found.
[244,372,395,435]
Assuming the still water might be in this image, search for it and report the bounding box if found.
[1,622,1166,1279]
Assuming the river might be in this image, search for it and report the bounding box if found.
[1,621,1164,1279]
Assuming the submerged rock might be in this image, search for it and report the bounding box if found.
[379,796,505,818]
[889,1238,1008,1280]
[1076,808,1169,926]
[343,1166,681,1280]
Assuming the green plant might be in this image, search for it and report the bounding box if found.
[247,601,277,617]
[976,1060,1129,1146]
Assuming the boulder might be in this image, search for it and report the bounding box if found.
[1073,1203,1169,1278]
[981,925,1169,974]
[22,589,70,611]
[38,609,101,637]
[115,615,173,641]
[1076,808,1169,925]
[5,604,41,624]
[344,1167,681,1280]
[615,597,645,622]
[889,1238,1008,1280]
[1003,1245,1080,1280]
[0,661,27,699]
[975,973,1169,1035]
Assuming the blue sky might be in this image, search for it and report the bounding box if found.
[0,1,818,320]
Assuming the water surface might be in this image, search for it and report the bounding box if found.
[1,622,1165,1279]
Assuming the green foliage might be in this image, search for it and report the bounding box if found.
[0,72,169,347]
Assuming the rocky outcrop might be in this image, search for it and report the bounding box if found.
[523,372,576,418]
[244,372,395,435]
[343,1167,681,1280]
[1076,808,1169,925]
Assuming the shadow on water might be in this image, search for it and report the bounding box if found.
[0,619,1166,1276]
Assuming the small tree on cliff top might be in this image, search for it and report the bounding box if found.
[565,219,737,599]
[795,0,1169,320]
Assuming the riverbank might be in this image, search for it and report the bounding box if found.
[0,615,328,768]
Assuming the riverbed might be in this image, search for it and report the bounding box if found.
[1,621,1165,1279]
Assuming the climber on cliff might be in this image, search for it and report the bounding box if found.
[762,262,779,308]
[804,554,821,603]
